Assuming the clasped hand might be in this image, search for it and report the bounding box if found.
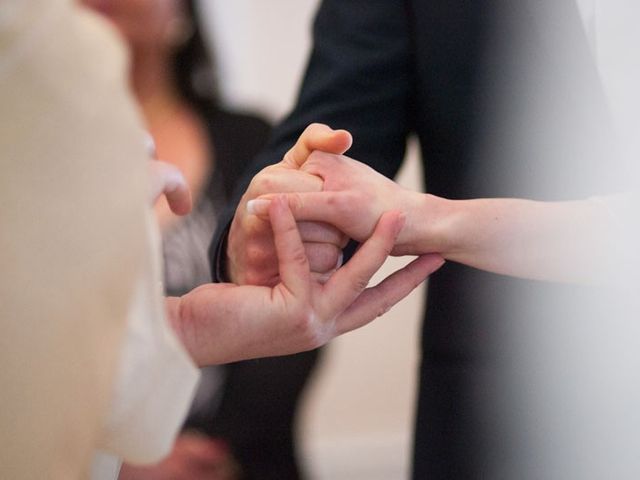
[228,124,442,289]
[154,124,443,367]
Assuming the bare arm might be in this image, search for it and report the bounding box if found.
[412,195,615,283]
[251,152,620,284]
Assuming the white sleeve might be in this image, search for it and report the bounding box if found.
[1,1,177,479]
[95,212,200,465]
[1,1,199,477]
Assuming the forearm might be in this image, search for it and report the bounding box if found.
[410,194,615,283]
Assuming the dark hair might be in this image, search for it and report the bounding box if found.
[173,0,220,109]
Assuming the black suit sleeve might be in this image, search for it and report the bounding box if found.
[210,0,414,281]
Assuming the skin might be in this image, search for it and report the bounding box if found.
[250,149,617,284]
[117,432,237,480]
[167,196,443,366]
[147,160,192,216]
[81,7,425,368]
[227,123,354,285]
[80,0,182,51]
[152,126,444,364]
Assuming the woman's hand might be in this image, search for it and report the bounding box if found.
[148,159,193,216]
[248,152,435,256]
[167,196,444,367]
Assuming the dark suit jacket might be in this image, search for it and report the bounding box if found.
[210,1,607,478]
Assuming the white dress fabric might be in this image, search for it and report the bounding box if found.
[91,212,200,480]
[1,1,199,479]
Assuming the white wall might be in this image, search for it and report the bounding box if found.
[200,0,319,120]
[201,2,425,478]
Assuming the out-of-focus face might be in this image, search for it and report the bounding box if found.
[81,0,185,50]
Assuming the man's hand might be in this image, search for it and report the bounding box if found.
[227,124,353,286]
[168,196,444,367]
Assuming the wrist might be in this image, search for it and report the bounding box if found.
[395,193,458,255]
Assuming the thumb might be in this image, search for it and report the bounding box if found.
[281,123,353,169]
[148,160,192,216]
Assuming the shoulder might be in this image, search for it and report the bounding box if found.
[196,103,273,199]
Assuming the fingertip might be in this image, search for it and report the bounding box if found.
[334,129,353,153]
[377,210,406,240]
[174,196,193,216]
[416,253,446,274]
[246,198,272,216]
[427,253,445,267]
[165,184,193,216]
[314,125,352,153]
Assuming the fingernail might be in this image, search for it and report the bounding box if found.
[246,199,272,215]
[335,252,344,270]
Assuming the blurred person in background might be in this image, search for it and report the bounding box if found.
[79,1,324,479]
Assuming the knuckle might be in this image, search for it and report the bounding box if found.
[243,264,275,286]
[288,192,305,214]
[242,270,262,286]
[288,245,310,269]
[245,217,269,237]
[351,276,371,293]
[243,272,262,286]
[249,172,277,194]
[245,243,271,268]
[292,308,325,350]
[376,300,393,318]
